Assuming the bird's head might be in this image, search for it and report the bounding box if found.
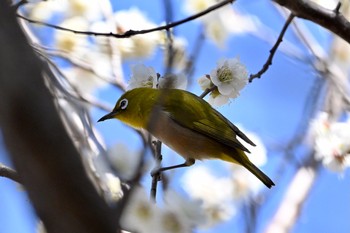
[98,88,156,129]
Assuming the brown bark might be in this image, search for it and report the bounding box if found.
[0,2,118,233]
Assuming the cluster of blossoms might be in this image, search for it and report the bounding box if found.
[198,58,249,106]
[309,112,350,172]
[121,187,204,233]
[311,0,340,10]
[183,0,259,47]
[25,0,189,95]
[181,166,237,227]
[127,64,188,90]
[26,0,251,106]
[127,57,248,107]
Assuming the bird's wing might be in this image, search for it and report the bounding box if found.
[212,110,256,147]
[160,89,252,153]
[192,118,251,152]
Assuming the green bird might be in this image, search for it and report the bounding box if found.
[98,87,274,188]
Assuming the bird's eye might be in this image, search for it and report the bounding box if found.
[120,98,128,110]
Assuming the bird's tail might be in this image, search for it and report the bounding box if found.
[221,150,275,188]
[242,159,275,188]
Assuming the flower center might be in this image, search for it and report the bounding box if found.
[217,65,233,83]
[142,76,155,87]
[136,202,152,220]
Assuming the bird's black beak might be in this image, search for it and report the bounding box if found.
[98,111,117,122]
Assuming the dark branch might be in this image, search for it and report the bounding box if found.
[17,0,235,38]
[150,140,163,201]
[0,2,117,232]
[0,163,21,183]
[334,2,342,14]
[249,13,295,82]
[274,0,350,44]
[12,0,27,11]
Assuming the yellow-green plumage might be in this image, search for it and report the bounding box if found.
[98,87,274,188]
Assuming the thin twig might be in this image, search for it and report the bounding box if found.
[41,46,126,91]
[334,2,342,14]
[12,0,27,11]
[150,140,163,201]
[276,5,326,60]
[249,13,295,82]
[0,163,21,183]
[16,0,235,38]
[199,83,217,98]
[33,46,113,112]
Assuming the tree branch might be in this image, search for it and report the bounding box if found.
[0,2,118,233]
[17,0,235,38]
[0,163,21,183]
[264,165,318,233]
[249,13,295,82]
[274,0,350,44]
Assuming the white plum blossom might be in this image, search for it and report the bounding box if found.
[120,187,160,233]
[120,187,204,233]
[102,173,123,202]
[127,64,158,90]
[114,8,161,59]
[128,64,188,90]
[203,14,230,48]
[198,58,248,107]
[181,165,236,228]
[223,8,259,36]
[158,208,192,233]
[183,0,217,14]
[198,75,212,91]
[159,73,188,90]
[64,0,101,21]
[62,66,107,94]
[311,0,339,10]
[162,36,189,70]
[85,52,114,80]
[27,0,102,27]
[210,58,248,98]
[27,1,62,21]
[107,143,140,180]
[163,190,205,227]
[183,1,259,47]
[208,90,231,107]
[54,16,88,53]
[198,75,229,107]
[309,111,350,172]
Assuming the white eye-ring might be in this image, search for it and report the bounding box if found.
[120,98,128,110]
